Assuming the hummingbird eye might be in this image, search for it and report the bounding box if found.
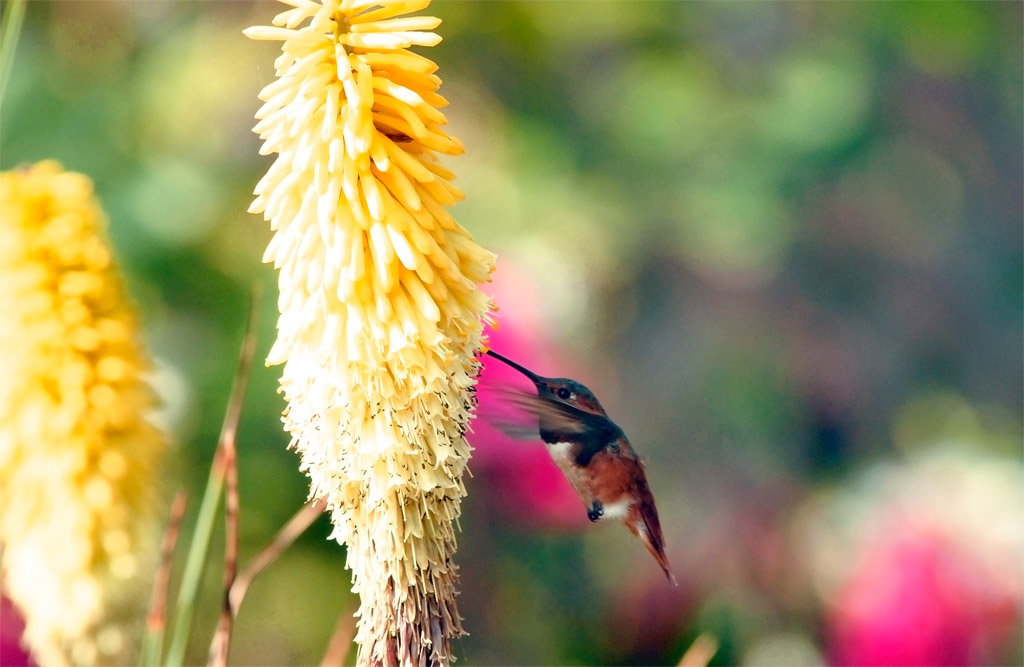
[556,387,572,400]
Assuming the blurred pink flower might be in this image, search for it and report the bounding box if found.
[827,527,1018,666]
[471,259,587,529]
[1,595,33,667]
[808,446,1024,667]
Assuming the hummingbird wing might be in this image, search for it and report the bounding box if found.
[484,385,593,439]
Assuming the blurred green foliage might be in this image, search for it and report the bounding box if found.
[2,1,1021,665]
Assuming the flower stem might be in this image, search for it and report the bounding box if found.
[164,288,260,667]
[141,491,189,667]
[228,498,327,614]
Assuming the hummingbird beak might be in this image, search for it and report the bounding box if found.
[485,349,543,384]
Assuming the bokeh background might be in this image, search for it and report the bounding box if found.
[2,1,1022,665]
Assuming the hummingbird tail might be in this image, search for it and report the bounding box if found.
[627,510,677,586]
[644,536,678,587]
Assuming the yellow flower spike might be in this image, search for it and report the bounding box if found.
[0,161,166,667]
[247,1,495,664]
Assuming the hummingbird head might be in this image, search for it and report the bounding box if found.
[485,349,609,418]
[533,377,608,418]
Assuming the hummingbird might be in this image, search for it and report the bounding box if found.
[483,349,676,585]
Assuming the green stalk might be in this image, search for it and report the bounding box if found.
[164,289,260,667]
[140,491,189,667]
[0,0,27,106]
[162,463,225,667]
